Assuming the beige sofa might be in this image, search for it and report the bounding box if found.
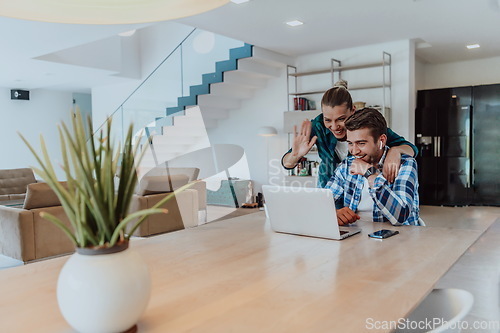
[0,182,74,262]
[0,167,207,261]
[130,167,207,237]
[0,168,36,202]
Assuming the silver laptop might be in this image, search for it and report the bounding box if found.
[262,185,361,240]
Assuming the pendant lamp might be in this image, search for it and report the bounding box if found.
[0,0,229,25]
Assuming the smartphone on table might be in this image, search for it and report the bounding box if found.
[368,229,399,239]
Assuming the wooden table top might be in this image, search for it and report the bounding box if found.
[0,212,493,332]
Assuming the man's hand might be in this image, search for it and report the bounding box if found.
[336,207,360,226]
[349,158,371,176]
[292,120,317,158]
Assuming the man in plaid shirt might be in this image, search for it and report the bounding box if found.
[325,108,420,226]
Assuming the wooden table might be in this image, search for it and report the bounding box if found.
[0,212,493,332]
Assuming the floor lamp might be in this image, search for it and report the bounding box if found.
[258,126,278,184]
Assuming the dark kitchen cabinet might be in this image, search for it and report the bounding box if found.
[471,84,500,205]
[416,84,500,206]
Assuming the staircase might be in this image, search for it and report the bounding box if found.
[138,44,292,174]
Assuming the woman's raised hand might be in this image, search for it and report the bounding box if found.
[291,120,317,158]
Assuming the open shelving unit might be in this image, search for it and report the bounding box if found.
[289,61,389,92]
[285,52,392,125]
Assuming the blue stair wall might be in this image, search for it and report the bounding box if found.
[165,43,253,117]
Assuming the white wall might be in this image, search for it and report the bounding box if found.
[73,92,92,138]
[206,69,289,193]
[0,88,73,179]
[415,58,426,92]
[408,40,417,141]
[418,56,500,90]
[73,92,92,119]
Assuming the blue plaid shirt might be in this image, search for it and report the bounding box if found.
[324,148,420,226]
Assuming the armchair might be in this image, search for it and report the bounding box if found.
[129,167,207,236]
[0,182,74,262]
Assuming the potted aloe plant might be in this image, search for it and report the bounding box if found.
[20,112,190,333]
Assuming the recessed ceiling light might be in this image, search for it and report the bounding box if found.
[286,20,303,27]
[466,44,480,49]
[230,0,249,4]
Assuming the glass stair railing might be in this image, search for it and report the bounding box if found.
[94,28,252,148]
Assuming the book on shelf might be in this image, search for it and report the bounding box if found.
[293,97,316,111]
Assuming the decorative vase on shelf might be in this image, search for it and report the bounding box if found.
[57,241,150,333]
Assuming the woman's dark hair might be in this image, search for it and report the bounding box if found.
[344,108,387,139]
[321,79,353,109]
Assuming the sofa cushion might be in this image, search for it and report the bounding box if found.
[0,168,36,195]
[23,182,64,209]
[143,166,200,182]
[137,174,190,196]
[9,193,26,201]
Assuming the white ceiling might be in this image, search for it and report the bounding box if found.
[1,0,499,92]
[180,0,500,62]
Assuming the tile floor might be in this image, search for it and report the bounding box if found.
[421,206,500,333]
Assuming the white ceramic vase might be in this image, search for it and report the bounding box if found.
[57,243,151,333]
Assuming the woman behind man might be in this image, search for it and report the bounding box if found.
[281,80,417,189]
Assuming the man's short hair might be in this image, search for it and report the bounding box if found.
[344,108,387,139]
